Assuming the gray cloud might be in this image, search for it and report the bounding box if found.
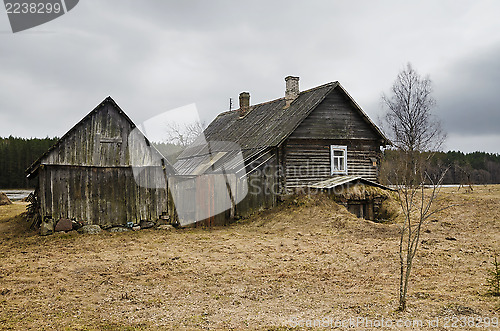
[0,1,499,153]
[434,44,500,136]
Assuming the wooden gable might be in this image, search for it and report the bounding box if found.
[40,99,136,167]
[289,87,380,141]
[27,97,174,179]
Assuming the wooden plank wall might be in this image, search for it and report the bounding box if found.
[168,174,237,227]
[41,103,160,168]
[168,160,277,226]
[39,165,168,228]
[236,166,276,218]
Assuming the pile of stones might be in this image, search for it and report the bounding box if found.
[40,218,174,236]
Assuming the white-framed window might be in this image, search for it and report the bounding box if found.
[330,145,347,175]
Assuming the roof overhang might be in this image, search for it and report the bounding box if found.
[309,175,394,191]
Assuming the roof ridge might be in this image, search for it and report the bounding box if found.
[299,81,338,95]
[214,81,337,118]
[215,97,284,117]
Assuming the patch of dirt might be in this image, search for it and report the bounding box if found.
[0,188,499,330]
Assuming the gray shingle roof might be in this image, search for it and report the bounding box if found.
[175,81,388,174]
[178,82,337,159]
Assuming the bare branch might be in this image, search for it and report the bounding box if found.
[164,121,206,147]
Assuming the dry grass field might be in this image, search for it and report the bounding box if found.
[0,186,499,330]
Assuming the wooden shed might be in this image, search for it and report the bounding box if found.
[175,76,391,220]
[26,97,174,229]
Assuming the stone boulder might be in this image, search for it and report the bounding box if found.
[157,224,174,231]
[40,220,55,236]
[77,225,101,234]
[109,227,130,233]
[139,220,155,229]
[54,218,73,232]
[71,220,84,231]
[0,192,12,206]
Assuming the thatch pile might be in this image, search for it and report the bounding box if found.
[0,192,12,206]
[333,184,392,201]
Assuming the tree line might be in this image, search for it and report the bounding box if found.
[0,136,58,189]
[381,149,500,185]
[1,136,500,189]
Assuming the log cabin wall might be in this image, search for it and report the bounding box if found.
[284,139,380,188]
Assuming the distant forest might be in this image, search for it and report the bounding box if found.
[381,150,500,185]
[0,136,58,189]
[1,136,500,189]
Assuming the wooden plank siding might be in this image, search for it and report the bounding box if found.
[168,155,278,226]
[41,103,161,167]
[168,174,235,227]
[34,98,170,228]
[39,165,168,228]
[237,156,277,217]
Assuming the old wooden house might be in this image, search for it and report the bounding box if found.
[175,76,391,220]
[26,97,174,229]
[27,77,390,231]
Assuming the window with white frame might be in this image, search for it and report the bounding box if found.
[330,145,347,175]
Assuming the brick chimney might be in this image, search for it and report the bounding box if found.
[285,76,299,107]
[239,92,250,117]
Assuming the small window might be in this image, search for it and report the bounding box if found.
[330,145,347,175]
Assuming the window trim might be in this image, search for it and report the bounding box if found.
[330,145,348,175]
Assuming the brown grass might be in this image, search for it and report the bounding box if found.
[0,187,499,330]
[0,192,13,206]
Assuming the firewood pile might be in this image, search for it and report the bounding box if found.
[26,190,41,229]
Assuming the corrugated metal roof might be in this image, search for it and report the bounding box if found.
[174,147,268,176]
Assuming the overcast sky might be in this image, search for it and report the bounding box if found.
[1,1,499,153]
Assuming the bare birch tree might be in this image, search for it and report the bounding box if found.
[382,63,445,155]
[382,63,449,311]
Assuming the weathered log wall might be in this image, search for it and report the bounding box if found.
[284,139,380,188]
